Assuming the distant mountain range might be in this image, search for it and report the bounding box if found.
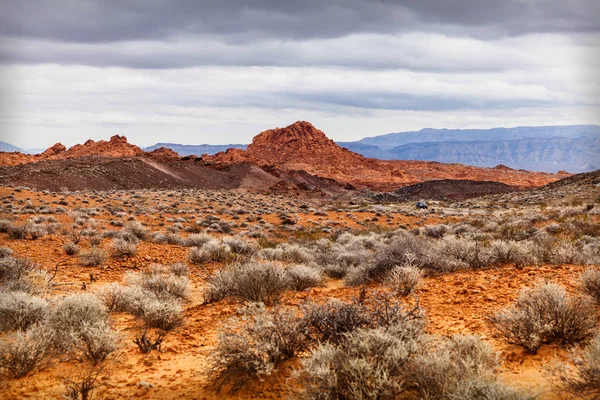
[0,142,25,153]
[339,125,600,173]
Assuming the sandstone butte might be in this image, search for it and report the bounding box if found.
[204,121,569,191]
[1,122,569,191]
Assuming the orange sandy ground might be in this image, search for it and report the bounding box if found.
[0,187,597,399]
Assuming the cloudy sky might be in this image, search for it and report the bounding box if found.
[1,0,599,149]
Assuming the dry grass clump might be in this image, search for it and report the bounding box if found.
[204,262,291,304]
[79,247,107,267]
[63,241,80,255]
[285,264,323,290]
[553,334,600,397]
[110,238,137,257]
[385,265,423,296]
[211,303,308,389]
[0,326,52,378]
[0,291,48,332]
[46,293,109,352]
[580,268,600,303]
[491,282,596,353]
[296,330,529,400]
[125,265,190,301]
[300,293,423,346]
[188,240,232,264]
[73,320,120,365]
[211,291,424,391]
[0,255,48,295]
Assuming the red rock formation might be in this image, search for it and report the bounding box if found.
[206,121,567,191]
[147,147,179,160]
[40,143,66,157]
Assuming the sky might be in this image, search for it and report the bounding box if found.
[0,0,599,149]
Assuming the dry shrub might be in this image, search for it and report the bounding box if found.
[211,303,309,390]
[63,242,80,255]
[63,365,104,400]
[97,283,153,314]
[79,247,107,267]
[285,264,323,290]
[203,262,290,304]
[123,221,148,240]
[74,321,119,365]
[385,265,422,296]
[0,255,41,292]
[188,241,231,264]
[138,299,184,331]
[126,266,190,301]
[47,293,108,352]
[0,291,48,332]
[297,331,526,400]
[581,268,600,303]
[0,326,52,378]
[553,334,600,397]
[491,282,596,353]
[300,292,424,346]
[110,238,136,257]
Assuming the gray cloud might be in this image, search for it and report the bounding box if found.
[0,0,598,148]
[1,0,598,45]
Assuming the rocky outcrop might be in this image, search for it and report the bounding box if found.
[207,121,568,191]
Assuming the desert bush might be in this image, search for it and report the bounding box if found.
[123,221,148,240]
[491,282,596,353]
[138,299,184,332]
[423,224,450,238]
[581,268,600,303]
[0,326,51,378]
[97,283,155,314]
[47,293,108,351]
[297,332,523,400]
[438,236,493,269]
[553,334,600,397]
[222,236,258,256]
[298,326,419,399]
[63,241,80,255]
[411,335,497,399]
[0,291,48,332]
[285,264,323,291]
[188,241,231,264]
[0,246,13,258]
[489,240,537,267]
[300,292,424,346]
[257,243,315,264]
[204,262,289,304]
[385,265,422,296]
[169,262,189,277]
[211,303,309,389]
[126,268,190,301]
[0,256,48,295]
[110,238,136,257]
[182,233,213,247]
[74,320,119,365]
[63,365,104,400]
[79,247,107,267]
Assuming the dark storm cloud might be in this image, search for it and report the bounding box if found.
[1,0,598,44]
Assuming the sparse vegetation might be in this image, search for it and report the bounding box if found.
[491,282,596,353]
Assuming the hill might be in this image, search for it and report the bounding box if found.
[205,121,567,191]
[0,141,25,153]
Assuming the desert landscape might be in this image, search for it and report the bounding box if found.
[2,1,599,399]
[0,122,599,399]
